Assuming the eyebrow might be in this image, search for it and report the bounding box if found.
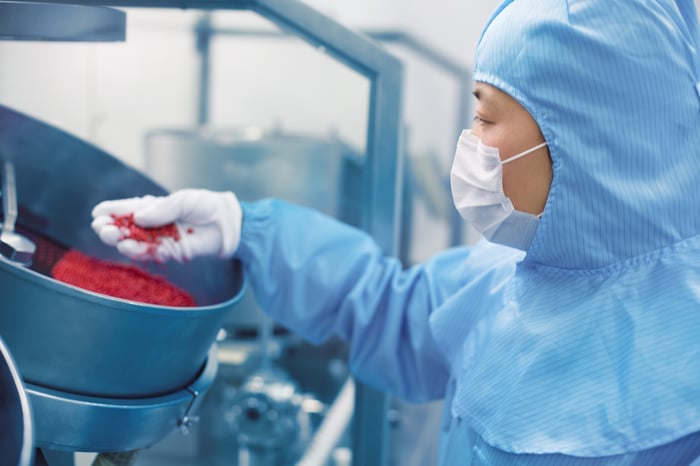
[473,87,501,112]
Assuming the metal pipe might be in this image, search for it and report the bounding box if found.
[296,377,355,466]
[0,160,36,265]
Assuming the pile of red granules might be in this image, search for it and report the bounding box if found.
[111,213,182,257]
[51,250,196,307]
[47,213,196,307]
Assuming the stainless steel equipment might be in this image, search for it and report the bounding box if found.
[0,336,34,466]
[145,127,357,220]
[3,0,405,463]
[26,345,219,453]
[0,4,245,457]
[0,103,245,398]
[0,103,246,457]
[226,366,312,466]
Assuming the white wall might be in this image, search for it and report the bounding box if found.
[302,0,497,68]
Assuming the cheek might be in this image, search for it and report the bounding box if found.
[479,131,515,159]
[501,153,553,214]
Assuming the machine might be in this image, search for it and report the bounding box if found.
[0,100,246,465]
[0,4,248,465]
[0,1,404,465]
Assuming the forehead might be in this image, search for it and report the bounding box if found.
[474,82,533,120]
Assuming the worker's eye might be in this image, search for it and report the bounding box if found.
[473,115,492,126]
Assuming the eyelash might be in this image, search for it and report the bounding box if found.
[473,116,491,126]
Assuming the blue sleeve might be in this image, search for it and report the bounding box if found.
[234,199,471,402]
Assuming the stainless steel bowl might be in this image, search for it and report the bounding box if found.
[0,104,245,398]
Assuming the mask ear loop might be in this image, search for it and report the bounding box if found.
[502,142,547,165]
[503,141,549,219]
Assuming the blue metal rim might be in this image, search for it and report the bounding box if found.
[26,344,219,452]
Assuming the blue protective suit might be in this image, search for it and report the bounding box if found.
[233,0,700,461]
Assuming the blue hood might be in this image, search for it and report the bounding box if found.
[475,0,700,269]
[448,0,700,456]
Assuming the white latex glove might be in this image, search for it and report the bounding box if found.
[91,189,242,263]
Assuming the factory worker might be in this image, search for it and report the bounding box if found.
[92,0,700,464]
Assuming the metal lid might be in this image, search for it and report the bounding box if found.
[0,1,125,42]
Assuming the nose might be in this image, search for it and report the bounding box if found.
[470,123,481,139]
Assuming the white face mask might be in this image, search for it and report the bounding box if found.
[450,130,547,251]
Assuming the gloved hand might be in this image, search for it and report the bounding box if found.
[91,189,242,263]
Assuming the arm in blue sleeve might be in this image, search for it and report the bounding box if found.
[234,199,470,402]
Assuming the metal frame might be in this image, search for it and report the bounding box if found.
[8,1,404,465]
[16,0,405,257]
[363,30,472,249]
[192,24,473,249]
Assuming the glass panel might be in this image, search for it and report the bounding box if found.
[379,38,478,265]
[208,11,369,156]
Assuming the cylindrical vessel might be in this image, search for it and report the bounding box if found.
[0,104,245,398]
